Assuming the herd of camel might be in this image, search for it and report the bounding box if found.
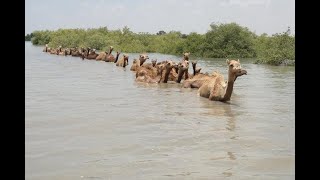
[42,45,247,102]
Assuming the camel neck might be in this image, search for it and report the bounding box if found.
[176,68,185,83]
[222,80,234,101]
[184,70,189,80]
[114,54,120,63]
[163,68,171,83]
[139,58,146,66]
[193,65,196,76]
[123,58,126,67]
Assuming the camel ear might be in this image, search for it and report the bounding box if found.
[237,59,240,63]
[226,59,230,64]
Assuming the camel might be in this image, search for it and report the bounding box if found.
[43,44,49,52]
[95,46,114,61]
[165,59,194,83]
[116,54,129,67]
[95,51,107,61]
[141,59,157,68]
[82,49,99,60]
[182,72,211,88]
[183,52,190,61]
[176,60,190,83]
[196,59,247,102]
[113,51,121,63]
[191,61,202,76]
[58,47,69,56]
[181,52,191,80]
[49,46,60,55]
[105,46,116,62]
[130,54,149,71]
[71,47,84,57]
[135,60,174,83]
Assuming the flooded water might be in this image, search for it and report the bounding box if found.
[25,42,295,180]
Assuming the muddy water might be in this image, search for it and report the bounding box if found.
[25,42,294,179]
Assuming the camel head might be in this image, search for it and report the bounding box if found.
[165,60,174,69]
[139,54,149,65]
[139,54,149,59]
[132,59,138,64]
[107,46,114,54]
[182,59,190,70]
[183,52,190,60]
[191,60,197,68]
[123,54,129,66]
[226,59,247,81]
[151,59,157,67]
[176,61,190,83]
[191,60,201,75]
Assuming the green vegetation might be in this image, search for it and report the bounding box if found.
[253,28,295,65]
[25,33,34,41]
[27,23,295,65]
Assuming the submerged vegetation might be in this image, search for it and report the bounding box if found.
[27,22,295,65]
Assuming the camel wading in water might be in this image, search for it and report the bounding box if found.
[81,48,99,60]
[116,54,129,67]
[95,49,108,61]
[182,52,191,80]
[113,51,121,64]
[141,59,157,68]
[95,46,115,62]
[166,52,191,82]
[105,46,116,62]
[71,47,83,57]
[135,60,175,83]
[197,59,247,102]
[130,54,149,71]
[49,46,61,55]
[43,44,50,52]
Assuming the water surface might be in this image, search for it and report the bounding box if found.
[25,42,295,179]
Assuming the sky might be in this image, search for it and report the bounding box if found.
[25,0,295,35]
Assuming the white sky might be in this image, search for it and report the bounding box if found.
[25,0,295,35]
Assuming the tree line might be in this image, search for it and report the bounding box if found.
[26,23,295,65]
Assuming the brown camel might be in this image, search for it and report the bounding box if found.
[197,59,247,102]
[95,46,114,61]
[42,44,49,52]
[58,47,69,56]
[181,52,191,80]
[95,51,107,61]
[105,46,116,62]
[183,52,190,61]
[116,54,129,67]
[135,60,174,83]
[191,61,202,76]
[49,46,61,55]
[130,54,149,71]
[114,51,121,63]
[141,59,157,68]
[150,60,179,82]
[82,49,99,60]
[176,60,190,83]
[71,47,83,57]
